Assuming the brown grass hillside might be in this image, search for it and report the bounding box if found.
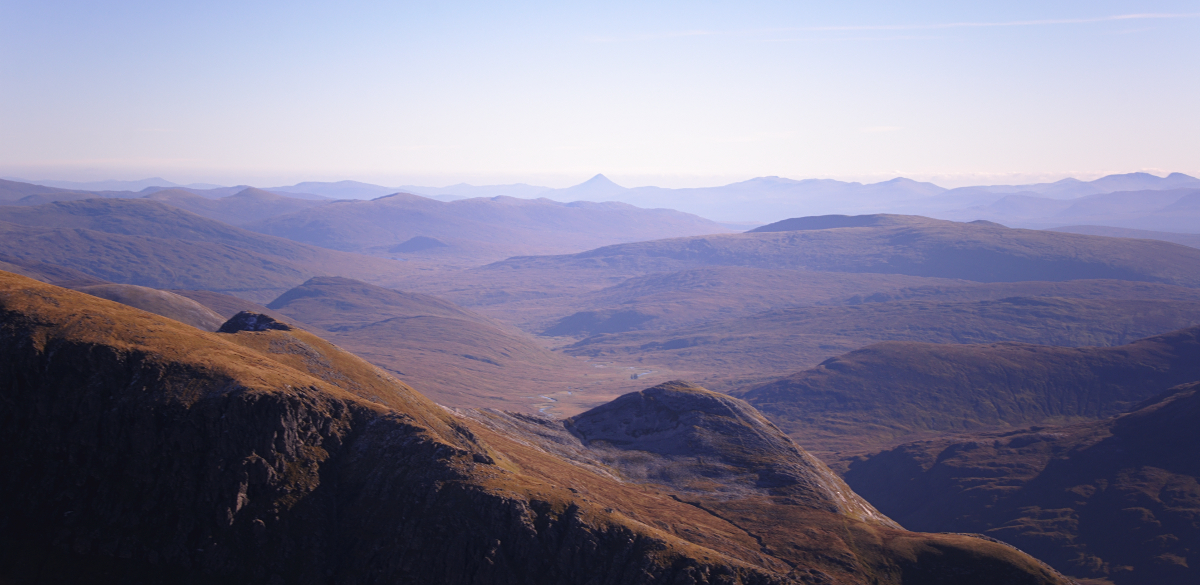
[0,270,1073,584]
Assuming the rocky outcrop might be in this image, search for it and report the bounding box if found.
[218,310,293,333]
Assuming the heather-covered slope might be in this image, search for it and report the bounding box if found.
[739,326,1200,453]
[844,382,1200,585]
[0,271,1072,584]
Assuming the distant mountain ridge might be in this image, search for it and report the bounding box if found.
[8,171,1199,231]
[250,191,731,263]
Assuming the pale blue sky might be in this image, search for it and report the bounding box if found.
[1,1,1197,188]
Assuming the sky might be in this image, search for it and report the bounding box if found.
[1,1,1198,189]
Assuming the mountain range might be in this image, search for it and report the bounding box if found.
[12,171,1200,233]
[3,166,1200,584]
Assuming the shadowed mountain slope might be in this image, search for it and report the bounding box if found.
[486,214,1200,288]
[0,199,414,301]
[0,178,104,204]
[0,271,1072,584]
[564,380,895,524]
[252,192,730,263]
[843,382,1200,585]
[142,187,329,225]
[0,256,107,288]
[739,325,1200,454]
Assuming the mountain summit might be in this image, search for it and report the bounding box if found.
[550,173,629,199]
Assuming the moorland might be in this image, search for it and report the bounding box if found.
[2,172,1198,584]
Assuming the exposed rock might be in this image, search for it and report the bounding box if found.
[218,310,293,333]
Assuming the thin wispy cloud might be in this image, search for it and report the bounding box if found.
[795,12,1200,32]
[588,12,1200,42]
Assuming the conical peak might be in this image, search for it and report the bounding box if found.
[579,173,622,188]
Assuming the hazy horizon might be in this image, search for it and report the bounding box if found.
[3,1,1197,188]
[6,168,1197,193]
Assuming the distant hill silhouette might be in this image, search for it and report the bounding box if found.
[934,187,1200,231]
[389,235,449,253]
[0,199,415,301]
[141,187,329,225]
[0,178,120,204]
[252,192,729,264]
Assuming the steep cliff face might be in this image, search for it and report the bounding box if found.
[0,271,1073,584]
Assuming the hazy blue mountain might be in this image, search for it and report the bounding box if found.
[10,177,181,191]
[142,185,328,201]
[397,182,552,200]
[541,174,631,200]
[142,187,331,225]
[1089,171,1200,192]
[249,192,731,264]
[1048,226,1200,249]
[939,188,1200,232]
[530,175,947,223]
[893,173,1200,219]
[268,180,399,200]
